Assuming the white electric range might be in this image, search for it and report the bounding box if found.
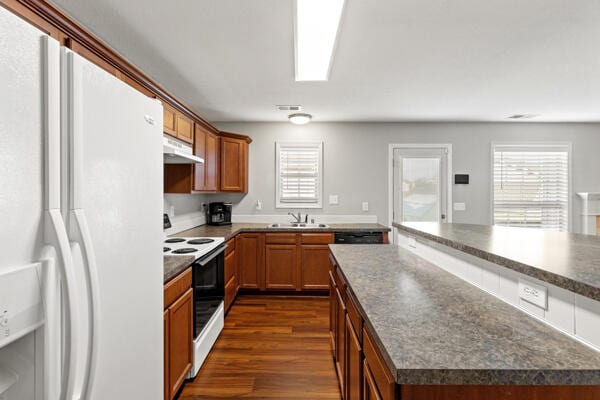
[163,215,226,378]
[163,236,225,259]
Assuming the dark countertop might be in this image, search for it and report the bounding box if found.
[329,244,600,385]
[163,255,195,283]
[176,223,391,241]
[394,222,600,301]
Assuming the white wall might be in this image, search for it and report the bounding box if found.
[212,122,600,233]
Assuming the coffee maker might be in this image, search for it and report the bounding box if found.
[207,202,232,225]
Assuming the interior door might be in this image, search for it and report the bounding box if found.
[393,147,449,227]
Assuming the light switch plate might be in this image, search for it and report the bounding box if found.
[518,278,547,309]
[362,202,369,211]
[453,202,466,211]
[329,195,339,205]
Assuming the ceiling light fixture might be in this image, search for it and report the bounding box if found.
[288,113,312,125]
[294,0,345,81]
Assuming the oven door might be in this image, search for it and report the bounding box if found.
[193,245,225,296]
[193,244,225,337]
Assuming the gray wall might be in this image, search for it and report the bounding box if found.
[214,122,600,233]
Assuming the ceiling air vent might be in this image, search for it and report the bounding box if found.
[276,105,302,112]
[508,114,540,119]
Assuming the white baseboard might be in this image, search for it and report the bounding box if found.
[231,214,378,224]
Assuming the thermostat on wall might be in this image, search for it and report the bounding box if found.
[454,174,469,184]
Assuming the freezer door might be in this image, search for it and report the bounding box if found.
[0,8,76,400]
[64,50,164,400]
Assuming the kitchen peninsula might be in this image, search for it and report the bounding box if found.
[328,223,600,400]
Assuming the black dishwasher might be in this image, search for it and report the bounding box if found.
[334,231,384,244]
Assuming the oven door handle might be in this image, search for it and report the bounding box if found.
[196,244,227,267]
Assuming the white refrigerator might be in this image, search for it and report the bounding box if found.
[0,6,163,400]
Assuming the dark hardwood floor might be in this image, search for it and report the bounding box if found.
[178,295,341,399]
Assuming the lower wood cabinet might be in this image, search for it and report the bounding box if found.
[224,238,238,313]
[363,359,383,400]
[300,245,331,290]
[265,244,298,290]
[346,314,363,400]
[335,286,347,395]
[237,233,265,289]
[163,268,193,400]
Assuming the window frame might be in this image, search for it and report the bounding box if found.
[490,142,572,232]
[275,141,324,209]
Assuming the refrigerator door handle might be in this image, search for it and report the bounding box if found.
[43,36,81,400]
[66,51,100,400]
[44,210,80,400]
[69,209,100,400]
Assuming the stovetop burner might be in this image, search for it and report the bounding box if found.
[164,247,171,252]
[172,248,198,254]
[165,238,186,243]
[187,238,215,245]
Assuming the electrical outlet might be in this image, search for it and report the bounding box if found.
[256,200,262,210]
[408,236,417,248]
[362,202,369,211]
[329,195,339,205]
[518,278,547,309]
[453,202,466,211]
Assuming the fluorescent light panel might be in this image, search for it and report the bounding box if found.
[295,0,345,81]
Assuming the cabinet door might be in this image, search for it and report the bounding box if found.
[363,360,382,400]
[346,315,363,400]
[224,247,236,284]
[224,274,237,313]
[176,113,194,144]
[167,288,193,400]
[265,244,298,290]
[204,131,219,191]
[300,245,331,290]
[237,233,264,289]
[220,137,248,192]
[163,309,169,400]
[335,287,347,395]
[163,103,177,137]
[329,271,337,355]
[193,123,207,190]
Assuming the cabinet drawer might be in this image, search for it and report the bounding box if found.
[301,233,334,245]
[363,328,396,400]
[334,265,346,291]
[164,268,192,309]
[346,291,363,341]
[265,233,297,244]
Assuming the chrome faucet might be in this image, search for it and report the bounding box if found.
[288,212,302,223]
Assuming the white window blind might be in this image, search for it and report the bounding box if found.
[493,144,569,231]
[276,142,323,208]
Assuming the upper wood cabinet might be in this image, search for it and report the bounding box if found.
[194,123,220,192]
[164,130,251,194]
[163,103,177,137]
[162,102,193,145]
[220,134,249,193]
[176,113,194,144]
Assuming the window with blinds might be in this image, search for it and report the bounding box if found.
[275,142,323,208]
[492,144,570,231]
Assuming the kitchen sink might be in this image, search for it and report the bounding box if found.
[267,223,330,229]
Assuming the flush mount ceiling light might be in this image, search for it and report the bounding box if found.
[288,113,312,125]
[294,0,345,81]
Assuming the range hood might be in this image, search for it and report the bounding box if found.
[163,136,204,164]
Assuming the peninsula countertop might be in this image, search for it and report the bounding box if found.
[394,222,600,301]
[176,223,391,241]
[329,244,600,385]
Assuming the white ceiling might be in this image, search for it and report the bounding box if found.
[50,0,600,123]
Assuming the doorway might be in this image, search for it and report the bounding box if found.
[388,144,452,242]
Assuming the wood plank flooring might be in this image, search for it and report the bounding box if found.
[178,295,341,399]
